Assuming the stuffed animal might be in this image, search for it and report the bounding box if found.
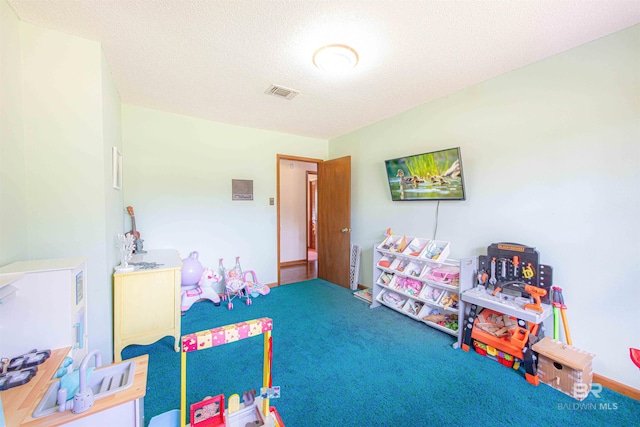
[441,293,459,309]
[423,313,446,323]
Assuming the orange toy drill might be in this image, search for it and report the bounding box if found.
[524,285,547,313]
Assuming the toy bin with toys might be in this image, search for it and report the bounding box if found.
[418,240,450,263]
[420,307,459,333]
[378,290,407,309]
[390,275,424,297]
[377,234,413,253]
[402,237,430,257]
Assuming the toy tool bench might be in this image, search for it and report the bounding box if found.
[460,243,553,385]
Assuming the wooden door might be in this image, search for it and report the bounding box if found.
[317,156,351,288]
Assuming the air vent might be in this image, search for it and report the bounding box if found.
[264,84,299,100]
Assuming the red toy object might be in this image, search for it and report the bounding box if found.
[270,406,285,426]
[472,340,519,369]
[190,395,225,426]
[631,348,640,369]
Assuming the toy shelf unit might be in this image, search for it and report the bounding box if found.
[460,242,554,386]
[371,235,473,347]
[0,257,88,367]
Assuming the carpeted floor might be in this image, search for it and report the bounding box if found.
[122,279,640,427]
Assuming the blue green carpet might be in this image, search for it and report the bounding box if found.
[122,279,640,426]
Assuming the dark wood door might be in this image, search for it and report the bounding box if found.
[317,156,351,288]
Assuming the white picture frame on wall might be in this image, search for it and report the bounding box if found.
[112,147,122,190]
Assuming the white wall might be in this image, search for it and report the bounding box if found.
[280,159,317,263]
[331,25,640,389]
[122,105,327,283]
[0,8,122,363]
[0,0,28,265]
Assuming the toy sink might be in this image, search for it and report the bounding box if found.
[32,359,136,418]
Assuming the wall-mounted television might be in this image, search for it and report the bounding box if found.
[384,147,466,201]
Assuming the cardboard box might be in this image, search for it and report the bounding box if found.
[532,337,595,400]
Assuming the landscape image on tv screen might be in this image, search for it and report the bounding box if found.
[384,147,466,201]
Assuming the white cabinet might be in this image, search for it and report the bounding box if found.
[370,235,473,348]
[0,258,88,366]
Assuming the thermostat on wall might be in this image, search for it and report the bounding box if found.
[232,179,253,201]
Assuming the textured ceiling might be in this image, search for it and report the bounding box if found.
[7,0,639,139]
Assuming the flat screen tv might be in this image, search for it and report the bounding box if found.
[384,147,466,201]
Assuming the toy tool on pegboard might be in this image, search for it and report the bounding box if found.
[476,242,552,303]
[552,286,572,345]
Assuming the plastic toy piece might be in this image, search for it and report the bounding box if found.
[552,301,560,340]
[523,285,546,314]
[227,394,240,414]
[190,394,225,426]
[7,349,50,371]
[552,286,572,345]
[631,348,640,369]
[510,327,529,348]
[525,372,540,386]
[242,389,256,406]
[522,263,535,279]
[181,268,222,314]
[499,258,508,279]
[489,257,497,285]
[476,269,488,285]
[0,367,38,391]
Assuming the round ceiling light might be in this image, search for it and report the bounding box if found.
[312,44,359,73]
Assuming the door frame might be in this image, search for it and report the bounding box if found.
[276,154,322,285]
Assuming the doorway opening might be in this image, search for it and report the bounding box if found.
[277,155,320,285]
[307,171,317,263]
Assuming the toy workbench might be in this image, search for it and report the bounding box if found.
[460,242,554,385]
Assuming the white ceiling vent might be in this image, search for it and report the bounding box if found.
[264,84,299,100]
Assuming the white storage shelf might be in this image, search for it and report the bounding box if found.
[371,237,474,347]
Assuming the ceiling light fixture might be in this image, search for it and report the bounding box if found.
[312,44,359,73]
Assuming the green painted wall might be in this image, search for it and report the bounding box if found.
[1,3,122,362]
[122,105,327,282]
[330,25,640,388]
[0,0,27,264]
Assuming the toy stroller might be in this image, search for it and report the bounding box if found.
[220,257,252,310]
[220,257,270,310]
